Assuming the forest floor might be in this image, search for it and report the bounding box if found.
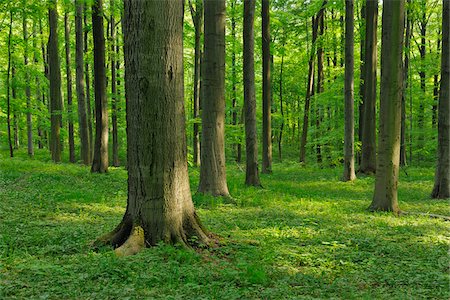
[0,150,449,299]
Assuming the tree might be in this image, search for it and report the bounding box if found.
[431,0,450,199]
[188,0,202,167]
[243,0,262,187]
[360,0,377,174]
[84,9,93,161]
[22,5,34,157]
[369,0,405,213]
[110,0,119,167]
[75,0,90,165]
[64,12,75,163]
[98,0,209,255]
[91,0,108,173]
[343,0,356,181]
[6,11,13,158]
[262,0,272,173]
[198,0,230,197]
[48,0,63,163]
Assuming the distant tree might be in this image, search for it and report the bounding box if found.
[48,0,63,163]
[262,0,272,173]
[360,0,377,175]
[64,12,75,163]
[84,9,93,161]
[98,0,209,255]
[91,0,109,173]
[198,0,230,196]
[243,0,261,187]
[110,0,119,167]
[369,0,405,213]
[22,5,34,157]
[431,0,449,199]
[75,0,91,165]
[343,0,356,181]
[6,11,13,158]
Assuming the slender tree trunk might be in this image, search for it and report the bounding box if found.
[189,0,203,167]
[418,3,427,158]
[99,0,209,254]
[231,0,240,163]
[343,0,356,181]
[84,9,93,161]
[110,0,119,167]
[431,0,450,199]
[33,21,44,150]
[39,18,49,149]
[23,12,34,157]
[432,37,441,130]
[262,0,272,173]
[48,1,63,163]
[6,11,13,158]
[91,0,109,173]
[360,0,377,174]
[244,0,261,187]
[76,0,91,165]
[358,2,365,165]
[316,5,325,164]
[278,53,284,161]
[12,67,19,150]
[370,0,405,213]
[64,13,75,163]
[401,0,411,167]
[198,0,229,196]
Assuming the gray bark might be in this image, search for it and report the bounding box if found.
[262,0,272,173]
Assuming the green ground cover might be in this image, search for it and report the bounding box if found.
[0,150,449,299]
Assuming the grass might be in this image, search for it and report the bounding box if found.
[0,150,449,299]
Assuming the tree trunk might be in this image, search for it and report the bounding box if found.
[431,0,450,199]
[75,0,91,165]
[370,0,405,213]
[33,20,44,150]
[64,13,75,163]
[432,37,441,130]
[39,18,50,149]
[231,0,239,163]
[6,11,13,158]
[244,0,262,187]
[262,0,272,173]
[198,0,229,197]
[401,0,411,167]
[189,0,202,167]
[343,0,356,181]
[110,0,119,167]
[98,0,209,255]
[91,0,109,173]
[418,3,427,158]
[48,1,63,163]
[12,67,19,150]
[84,10,93,161]
[316,5,325,164]
[278,53,284,161]
[23,12,34,157]
[360,0,377,174]
[358,2,365,165]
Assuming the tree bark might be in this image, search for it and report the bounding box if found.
[198,0,229,197]
[100,0,209,254]
[91,0,109,173]
[262,0,272,173]
[12,67,19,150]
[6,11,13,158]
[75,0,91,165]
[343,0,356,181]
[64,13,75,163]
[48,0,63,163]
[244,0,262,187]
[418,2,427,157]
[370,0,405,213]
[84,9,93,161]
[315,5,325,164]
[110,0,119,167]
[401,0,411,167]
[431,0,450,199]
[23,11,34,157]
[360,0,377,174]
[230,0,240,163]
[358,2,365,165]
[278,53,284,161]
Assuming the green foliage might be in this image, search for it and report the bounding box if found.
[1,150,449,299]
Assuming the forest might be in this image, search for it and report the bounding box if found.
[0,0,449,298]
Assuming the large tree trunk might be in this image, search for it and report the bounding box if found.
[370,0,405,213]
[401,0,411,167]
[431,0,450,199]
[98,0,209,255]
[198,0,229,197]
[23,12,34,157]
[64,13,75,163]
[48,1,63,163]
[244,0,262,187]
[110,0,119,167]
[359,0,377,174]
[189,0,202,167]
[343,0,356,181]
[262,0,272,173]
[75,0,91,165]
[84,10,93,161]
[6,11,13,158]
[91,0,109,173]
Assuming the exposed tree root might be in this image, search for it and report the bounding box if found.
[114,226,145,256]
[399,211,450,221]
